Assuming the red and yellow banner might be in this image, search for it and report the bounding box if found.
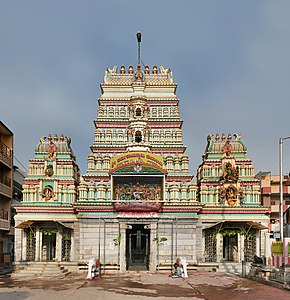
[110,152,165,173]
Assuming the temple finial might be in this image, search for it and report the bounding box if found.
[136,32,142,66]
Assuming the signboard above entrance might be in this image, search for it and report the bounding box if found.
[109,152,167,174]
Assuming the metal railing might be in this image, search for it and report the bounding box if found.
[0,174,11,187]
[0,208,9,220]
[0,140,13,167]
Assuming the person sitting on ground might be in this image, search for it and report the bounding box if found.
[172,258,183,277]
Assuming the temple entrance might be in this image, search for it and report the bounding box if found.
[42,232,56,261]
[126,224,150,270]
[223,234,238,261]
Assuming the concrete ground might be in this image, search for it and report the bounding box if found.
[0,271,290,300]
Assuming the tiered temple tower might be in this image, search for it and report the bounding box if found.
[80,63,196,204]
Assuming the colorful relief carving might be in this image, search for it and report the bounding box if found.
[219,185,238,206]
[45,164,54,177]
[135,65,143,82]
[226,185,237,206]
[115,182,161,201]
[221,162,239,182]
[42,185,54,201]
[222,141,233,157]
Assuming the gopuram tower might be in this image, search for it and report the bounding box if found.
[82,32,196,205]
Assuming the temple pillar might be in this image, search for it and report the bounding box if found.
[35,227,41,261]
[55,232,62,261]
[119,223,127,272]
[240,234,245,262]
[149,223,157,272]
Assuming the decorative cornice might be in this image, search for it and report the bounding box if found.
[15,205,75,214]
[200,206,270,215]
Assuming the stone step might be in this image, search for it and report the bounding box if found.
[217,263,243,275]
[13,262,70,277]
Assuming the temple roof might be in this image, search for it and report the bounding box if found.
[103,65,174,85]
[204,133,247,158]
[35,134,76,159]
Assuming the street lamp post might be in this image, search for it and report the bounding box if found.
[279,136,290,240]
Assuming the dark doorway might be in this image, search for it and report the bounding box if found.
[223,234,238,261]
[42,233,56,261]
[126,224,150,270]
[135,131,142,143]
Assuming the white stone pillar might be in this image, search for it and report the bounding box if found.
[119,223,127,272]
[149,223,157,272]
[71,229,75,261]
[216,233,222,262]
[35,227,41,261]
[14,226,23,262]
[256,232,260,256]
[56,232,62,261]
[240,234,245,262]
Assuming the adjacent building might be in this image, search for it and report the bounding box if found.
[14,62,270,273]
[0,121,13,263]
[256,171,290,238]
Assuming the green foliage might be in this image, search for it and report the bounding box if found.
[62,231,71,240]
[113,233,121,246]
[219,228,240,236]
[206,226,257,238]
[41,229,58,236]
[154,237,167,245]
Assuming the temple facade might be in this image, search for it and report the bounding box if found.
[14,63,270,273]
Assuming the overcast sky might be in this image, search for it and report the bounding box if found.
[1,0,290,176]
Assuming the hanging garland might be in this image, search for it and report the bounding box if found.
[205,227,257,238]
[219,228,241,236]
[41,229,58,236]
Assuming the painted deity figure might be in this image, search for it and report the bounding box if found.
[222,141,232,157]
[47,142,57,160]
[42,186,54,201]
[128,104,135,118]
[222,162,239,182]
[143,103,149,119]
[115,184,122,201]
[133,182,142,201]
[45,164,54,177]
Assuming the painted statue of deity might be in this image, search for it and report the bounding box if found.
[221,162,239,182]
[222,141,232,157]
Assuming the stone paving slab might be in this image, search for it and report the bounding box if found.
[0,271,290,300]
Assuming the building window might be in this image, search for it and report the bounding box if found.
[135,131,142,143]
[135,107,142,117]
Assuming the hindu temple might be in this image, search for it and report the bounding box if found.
[13,34,270,274]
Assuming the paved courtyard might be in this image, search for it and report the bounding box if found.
[0,271,289,300]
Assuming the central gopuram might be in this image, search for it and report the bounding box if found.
[14,34,270,274]
[77,54,199,271]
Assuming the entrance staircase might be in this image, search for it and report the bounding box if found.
[12,262,70,278]
[216,262,244,275]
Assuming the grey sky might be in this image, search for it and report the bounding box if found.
[1,0,290,176]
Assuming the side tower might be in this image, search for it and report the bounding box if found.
[14,134,79,265]
[197,133,269,264]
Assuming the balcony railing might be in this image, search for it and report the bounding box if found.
[0,181,12,197]
[0,208,9,220]
[0,141,13,167]
[0,174,11,187]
